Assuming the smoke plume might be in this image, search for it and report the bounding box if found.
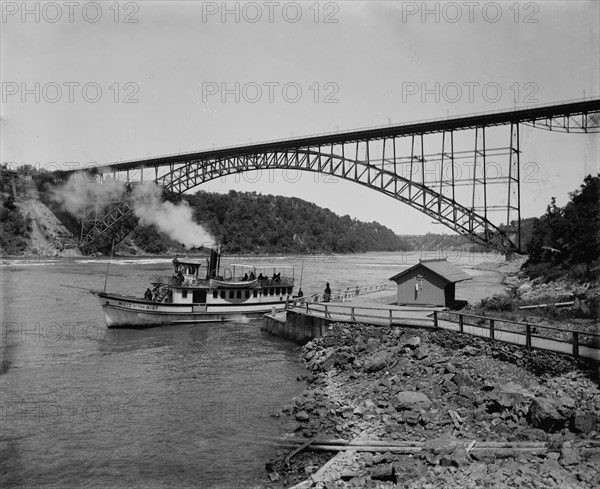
[48,173,216,249]
[132,182,216,248]
[47,173,126,217]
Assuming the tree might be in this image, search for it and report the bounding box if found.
[525,174,600,277]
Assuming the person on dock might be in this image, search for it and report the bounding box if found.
[324,282,331,302]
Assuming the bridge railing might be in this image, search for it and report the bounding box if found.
[434,311,600,359]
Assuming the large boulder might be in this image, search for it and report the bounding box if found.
[364,351,392,373]
[528,397,568,432]
[365,338,381,353]
[570,411,598,433]
[402,335,421,349]
[487,381,534,409]
[394,391,431,411]
[560,442,581,466]
[452,372,477,388]
[295,411,310,422]
[370,463,396,482]
[413,345,429,360]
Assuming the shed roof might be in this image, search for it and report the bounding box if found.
[389,259,472,284]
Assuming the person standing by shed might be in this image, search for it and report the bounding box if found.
[323,282,331,302]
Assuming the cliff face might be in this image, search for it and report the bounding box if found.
[0,174,80,257]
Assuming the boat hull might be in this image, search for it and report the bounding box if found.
[94,292,287,328]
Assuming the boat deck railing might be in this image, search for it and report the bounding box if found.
[152,275,294,288]
[254,277,294,287]
[152,275,210,287]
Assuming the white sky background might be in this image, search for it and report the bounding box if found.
[1,0,599,235]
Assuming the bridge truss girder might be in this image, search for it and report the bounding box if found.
[77,100,600,254]
[157,141,516,252]
[523,111,600,132]
[80,124,521,253]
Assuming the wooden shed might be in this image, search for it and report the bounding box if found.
[389,259,472,307]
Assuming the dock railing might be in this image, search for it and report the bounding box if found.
[286,298,434,327]
[434,310,600,359]
[306,283,389,303]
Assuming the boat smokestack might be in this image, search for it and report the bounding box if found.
[207,248,220,279]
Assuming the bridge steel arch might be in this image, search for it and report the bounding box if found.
[157,147,511,250]
[77,99,600,254]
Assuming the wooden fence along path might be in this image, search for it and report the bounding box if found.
[434,311,599,360]
[284,299,600,361]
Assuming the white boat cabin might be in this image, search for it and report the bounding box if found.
[151,256,295,307]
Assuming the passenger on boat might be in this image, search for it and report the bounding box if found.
[258,273,265,280]
[243,273,249,281]
[250,271,256,280]
[272,272,281,282]
[176,271,184,285]
[144,288,153,301]
[323,282,331,302]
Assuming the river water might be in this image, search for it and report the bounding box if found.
[0,251,504,488]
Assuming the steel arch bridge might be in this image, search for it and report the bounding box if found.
[76,99,600,254]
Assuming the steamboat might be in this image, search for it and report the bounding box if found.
[93,249,295,328]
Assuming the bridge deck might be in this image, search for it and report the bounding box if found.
[86,98,599,172]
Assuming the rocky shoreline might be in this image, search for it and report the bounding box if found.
[264,321,599,488]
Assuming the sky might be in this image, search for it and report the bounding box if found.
[1,0,599,235]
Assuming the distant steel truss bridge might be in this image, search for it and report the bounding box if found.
[66,99,599,254]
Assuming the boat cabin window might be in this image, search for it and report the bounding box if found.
[182,290,188,299]
[253,290,257,298]
[276,287,280,295]
[245,290,250,299]
[269,288,274,296]
[220,290,226,299]
[236,290,242,299]
[213,291,218,299]
[229,291,234,299]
